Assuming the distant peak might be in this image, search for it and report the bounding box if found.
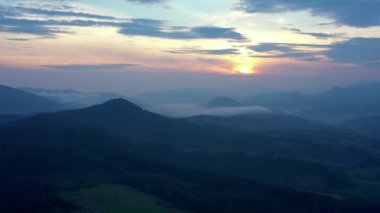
[213,96,236,101]
[104,98,138,106]
[330,86,344,91]
[63,89,79,93]
[93,98,143,112]
[205,96,242,108]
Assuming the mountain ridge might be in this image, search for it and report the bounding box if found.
[204,96,243,108]
[0,85,64,114]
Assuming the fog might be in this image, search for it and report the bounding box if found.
[1,65,379,98]
[149,103,273,117]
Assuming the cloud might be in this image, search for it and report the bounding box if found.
[167,47,241,55]
[6,38,31,41]
[253,52,321,61]
[0,6,102,36]
[326,37,380,68]
[44,64,137,71]
[283,27,344,39]
[250,43,294,53]
[239,0,380,27]
[126,0,167,4]
[191,27,246,40]
[0,5,246,41]
[149,103,273,117]
[119,24,246,40]
[249,43,328,60]
[0,18,66,37]
[10,6,116,20]
[250,39,380,68]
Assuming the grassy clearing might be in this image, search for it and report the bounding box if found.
[61,184,187,213]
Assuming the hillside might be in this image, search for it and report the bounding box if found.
[135,89,219,105]
[8,99,378,166]
[0,99,380,212]
[22,87,129,108]
[0,114,26,124]
[204,96,243,108]
[243,92,312,112]
[0,85,63,114]
[187,112,323,132]
[244,82,380,122]
[343,116,380,138]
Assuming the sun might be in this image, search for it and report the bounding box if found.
[234,56,257,75]
[240,66,250,74]
[238,65,254,74]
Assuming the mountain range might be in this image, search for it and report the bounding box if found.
[1,83,380,212]
[0,85,64,114]
[135,88,219,105]
[343,116,380,138]
[22,87,129,108]
[243,82,380,123]
[203,96,243,108]
[0,97,380,212]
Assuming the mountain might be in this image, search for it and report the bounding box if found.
[22,87,131,108]
[0,85,64,114]
[296,83,380,123]
[321,82,380,100]
[12,98,204,144]
[187,112,323,132]
[243,92,312,112]
[134,88,219,105]
[342,116,380,138]
[0,114,26,124]
[244,82,380,123]
[1,99,380,212]
[204,96,243,108]
[7,99,379,165]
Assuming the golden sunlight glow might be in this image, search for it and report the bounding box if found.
[232,55,259,75]
[236,64,255,75]
[240,66,250,74]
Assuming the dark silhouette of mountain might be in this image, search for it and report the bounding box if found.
[244,82,380,123]
[0,85,64,114]
[1,99,380,212]
[320,82,380,100]
[343,116,380,138]
[187,112,323,132]
[204,96,243,108]
[14,98,203,143]
[296,83,380,122]
[135,88,219,105]
[243,92,312,112]
[7,98,378,166]
[0,114,26,124]
[22,87,138,108]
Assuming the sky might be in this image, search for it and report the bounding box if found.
[0,0,379,96]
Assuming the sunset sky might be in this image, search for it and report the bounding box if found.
[0,0,379,95]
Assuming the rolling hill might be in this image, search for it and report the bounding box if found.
[22,87,130,108]
[243,82,380,123]
[0,114,26,124]
[187,112,323,132]
[0,85,64,114]
[342,116,380,138]
[4,98,379,165]
[1,99,380,212]
[204,96,243,108]
[243,92,311,112]
[135,88,219,105]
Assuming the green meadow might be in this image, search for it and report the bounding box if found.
[61,184,187,213]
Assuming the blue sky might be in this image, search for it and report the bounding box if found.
[0,0,379,95]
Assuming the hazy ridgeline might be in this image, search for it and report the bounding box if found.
[0,82,379,212]
[1,0,379,211]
